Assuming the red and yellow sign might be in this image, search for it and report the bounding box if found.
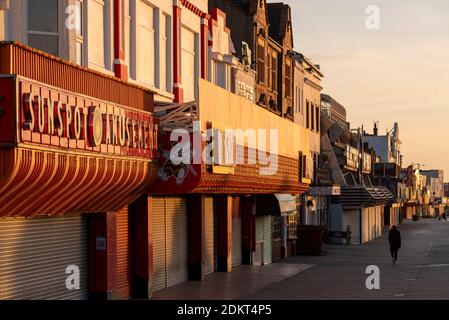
[0,76,158,159]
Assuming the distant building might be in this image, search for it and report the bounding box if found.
[420,170,444,200]
[314,99,393,244]
[444,183,449,197]
[365,122,405,225]
[364,122,402,166]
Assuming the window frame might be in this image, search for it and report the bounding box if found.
[75,0,86,65]
[306,100,310,129]
[84,0,113,73]
[285,59,292,98]
[271,52,278,93]
[25,0,65,58]
[257,37,266,84]
[311,102,315,131]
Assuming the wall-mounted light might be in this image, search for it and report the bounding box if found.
[0,0,10,10]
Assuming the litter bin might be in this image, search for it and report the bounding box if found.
[297,225,325,255]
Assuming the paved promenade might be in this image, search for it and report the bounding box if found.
[153,219,449,300]
[245,219,449,300]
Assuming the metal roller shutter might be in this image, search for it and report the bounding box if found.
[0,215,88,300]
[152,197,188,292]
[204,197,215,275]
[344,210,361,244]
[255,216,264,265]
[256,216,264,242]
[363,208,369,243]
[152,197,167,292]
[232,197,242,267]
[116,207,131,300]
[263,216,273,265]
[166,197,188,287]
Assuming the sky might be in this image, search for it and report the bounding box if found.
[274,0,449,180]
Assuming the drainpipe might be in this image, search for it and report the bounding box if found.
[113,0,128,81]
[360,208,363,244]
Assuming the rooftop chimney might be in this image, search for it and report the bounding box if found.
[373,122,378,136]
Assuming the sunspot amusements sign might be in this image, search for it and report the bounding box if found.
[1,76,158,159]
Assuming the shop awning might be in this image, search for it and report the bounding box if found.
[0,147,157,217]
[256,194,297,216]
[338,185,394,209]
[275,194,297,215]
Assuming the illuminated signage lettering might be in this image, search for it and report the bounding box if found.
[19,80,158,159]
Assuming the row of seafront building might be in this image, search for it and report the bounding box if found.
[0,0,444,300]
[0,0,319,299]
[303,94,445,245]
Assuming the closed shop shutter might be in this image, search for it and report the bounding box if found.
[344,210,361,244]
[362,208,369,243]
[369,208,379,240]
[204,197,215,275]
[166,197,188,287]
[378,207,383,237]
[0,215,88,300]
[368,209,373,241]
[116,206,131,300]
[353,211,361,245]
[256,216,264,242]
[263,216,273,265]
[232,197,242,267]
[152,197,167,292]
[255,216,264,265]
[255,216,272,265]
[152,197,188,292]
[375,209,379,238]
[372,209,377,239]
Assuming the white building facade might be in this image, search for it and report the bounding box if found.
[0,0,209,104]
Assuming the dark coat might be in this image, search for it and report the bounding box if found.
[389,228,401,249]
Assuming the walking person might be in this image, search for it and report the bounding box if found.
[389,225,401,265]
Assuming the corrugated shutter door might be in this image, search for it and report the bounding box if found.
[371,209,376,240]
[152,197,167,292]
[232,197,242,267]
[204,197,215,275]
[255,216,264,265]
[116,207,131,300]
[263,216,272,265]
[166,197,188,287]
[363,209,369,243]
[0,215,88,300]
[353,211,361,244]
[256,216,264,242]
[367,209,371,241]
